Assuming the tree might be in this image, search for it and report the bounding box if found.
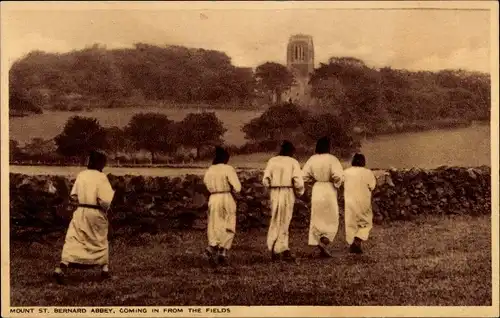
[9,90,43,115]
[309,56,385,133]
[70,44,127,100]
[177,112,227,159]
[302,113,360,158]
[241,102,359,158]
[328,56,367,68]
[54,116,106,164]
[103,126,131,158]
[309,75,346,115]
[255,62,295,104]
[242,102,309,148]
[10,43,257,107]
[23,138,57,156]
[10,139,22,162]
[124,113,177,164]
[231,67,256,104]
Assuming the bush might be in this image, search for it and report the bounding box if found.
[242,102,309,144]
[9,91,43,114]
[54,116,107,164]
[242,102,359,159]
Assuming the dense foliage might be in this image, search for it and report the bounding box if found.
[30,112,229,164]
[309,57,490,135]
[12,103,359,164]
[177,112,227,159]
[241,102,360,157]
[9,90,43,115]
[54,116,107,164]
[254,62,295,104]
[9,44,256,112]
[8,44,490,162]
[124,113,177,164]
[9,44,490,126]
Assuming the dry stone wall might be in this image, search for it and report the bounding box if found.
[9,166,491,241]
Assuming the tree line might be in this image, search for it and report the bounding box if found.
[9,44,490,135]
[308,57,490,135]
[10,102,361,165]
[12,112,227,165]
[9,43,256,113]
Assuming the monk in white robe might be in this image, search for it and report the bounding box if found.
[302,137,344,258]
[203,147,242,266]
[263,141,305,262]
[53,151,115,284]
[344,153,376,254]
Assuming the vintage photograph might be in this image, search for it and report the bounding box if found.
[1,1,498,316]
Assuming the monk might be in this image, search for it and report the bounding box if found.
[263,141,305,262]
[203,146,242,266]
[302,137,344,258]
[53,150,115,284]
[343,153,377,254]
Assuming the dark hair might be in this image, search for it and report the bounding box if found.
[87,150,107,172]
[315,136,331,154]
[351,153,366,167]
[212,146,230,165]
[279,140,295,157]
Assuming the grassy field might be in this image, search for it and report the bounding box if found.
[10,215,491,306]
[9,106,491,170]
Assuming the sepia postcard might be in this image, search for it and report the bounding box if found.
[1,1,499,317]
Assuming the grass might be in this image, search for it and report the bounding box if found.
[10,214,491,306]
[9,107,491,171]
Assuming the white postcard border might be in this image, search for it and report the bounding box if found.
[1,1,499,317]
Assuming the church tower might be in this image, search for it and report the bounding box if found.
[284,34,314,105]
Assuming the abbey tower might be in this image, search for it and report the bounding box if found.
[283,34,314,105]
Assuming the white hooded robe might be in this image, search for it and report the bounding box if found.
[203,164,242,250]
[302,154,344,246]
[61,169,115,266]
[343,166,376,245]
[263,156,305,254]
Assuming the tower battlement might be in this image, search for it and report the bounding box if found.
[284,34,314,105]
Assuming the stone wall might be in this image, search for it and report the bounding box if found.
[9,166,491,241]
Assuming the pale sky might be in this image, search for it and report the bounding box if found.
[2,3,493,73]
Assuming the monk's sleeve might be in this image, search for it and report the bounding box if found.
[228,167,242,194]
[302,159,314,183]
[262,160,272,188]
[330,158,344,188]
[292,160,305,196]
[97,175,115,211]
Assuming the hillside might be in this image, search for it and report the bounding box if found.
[9,45,490,124]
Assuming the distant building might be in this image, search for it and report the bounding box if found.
[283,34,315,105]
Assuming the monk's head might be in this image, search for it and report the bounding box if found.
[279,140,295,157]
[213,146,230,165]
[351,153,366,167]
[315,136,331,154]
[87,150,107,172]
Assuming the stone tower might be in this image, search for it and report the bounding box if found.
[283,34,314,105]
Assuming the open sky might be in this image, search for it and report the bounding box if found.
[1,2,493,73]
